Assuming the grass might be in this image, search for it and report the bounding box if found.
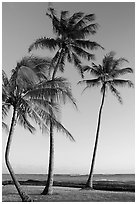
[2,185,135,202]
[2,174,135,202]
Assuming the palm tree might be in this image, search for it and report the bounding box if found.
[23,60,77,196]
[28,7,103,195]
[28,7,103,78]
[29,70,77,195]
[2,56,67,201]
[79,51,133,189]
[41,78,77,195]
[3,55,76,197]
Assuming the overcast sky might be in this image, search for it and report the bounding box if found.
[2,2,135,174]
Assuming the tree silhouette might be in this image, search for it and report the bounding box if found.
[2,56,73,201]
[29,7,103,78]
[79,51,133,189]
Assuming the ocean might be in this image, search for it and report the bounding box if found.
[2,173,135,183]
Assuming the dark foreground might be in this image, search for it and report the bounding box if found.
[2,174,135,202]
[2,186,135,202]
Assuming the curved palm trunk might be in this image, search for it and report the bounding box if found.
[5,106,33,202]
[41,49,63,195]
[41,122,54,195]
[85,87,106,189]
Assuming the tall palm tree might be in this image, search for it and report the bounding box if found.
[2,56,68,201]
[29,62,77,195]
[28,7,102,195]
[79,51,133,189]
[30,76,76,195]
[2,72,38,201]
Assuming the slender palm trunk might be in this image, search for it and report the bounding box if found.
[42,49,63,195]
[41,122,54,195]
[5,106,33,201]
[85,87,106,189]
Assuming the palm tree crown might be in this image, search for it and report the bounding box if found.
[79,51,133,102]
[2,56,76,138]
[2,56,55,133]
[28,7,103,77]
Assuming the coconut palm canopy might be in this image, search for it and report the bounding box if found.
[28,7,103,77]
[2,57,52,133]
[79,52,134,102]
[2,56,76,139]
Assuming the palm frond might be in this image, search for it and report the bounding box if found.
[71,53,83,77]
[108,83,123,103]
[72,46,95,60]
[84,14,96,22]
[60,10,69,22]
[111,68,133,78]
[58,50,66,72]
[50,49,61,70]
[2,121,9,133]
[111,79,134,88]
[2,104,11,119]
[2,85,9,102]
[23,88,55,101]
[21,56,52,79]
[75,40,104,50]
[46,8,61,35]
[113,57,129,69]
[45,77,77,108]
[103,52,116,73]
[16,65,39,90]
[82,65,100,77]
[103,51,115,63]
[28,38,59,52]
[24,79,77,109]
[27,97,60,118]
[20,99,49,133]
[78,23,99,38]
[17,111,36,133]
[74,13,96,30]
[78,77,101,89]
[51,118,75,141]
[2,70,9,87]
[68,12,84,27]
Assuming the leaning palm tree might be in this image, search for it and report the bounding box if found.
[2,56,66,201]
[28,7,102,195]
[79,51,133,189]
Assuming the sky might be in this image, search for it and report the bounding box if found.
[2,2,135,175]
